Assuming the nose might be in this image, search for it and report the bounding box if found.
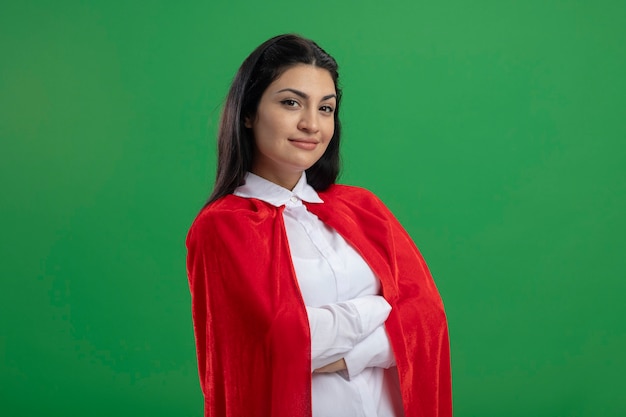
[297,108,319,133]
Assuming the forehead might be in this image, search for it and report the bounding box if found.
[268,64,336,94]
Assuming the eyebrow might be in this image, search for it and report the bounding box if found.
[275,88,337,101]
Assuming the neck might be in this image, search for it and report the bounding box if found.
[250,169,302,191]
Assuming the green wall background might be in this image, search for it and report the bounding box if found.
[2,1,624,416]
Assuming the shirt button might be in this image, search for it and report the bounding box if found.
[290,196,298,203]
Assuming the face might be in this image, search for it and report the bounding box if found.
[245,64,337,190]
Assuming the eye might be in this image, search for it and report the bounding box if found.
[280,99,299,107]
[320,105,335,113]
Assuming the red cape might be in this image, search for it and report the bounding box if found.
[186,184,452,417]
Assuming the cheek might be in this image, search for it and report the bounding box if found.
[253,118,274,143]
[323,119,335,141]
[255,112,288,140]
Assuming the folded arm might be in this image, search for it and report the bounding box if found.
[343,325,396,378]
[307,295,391,371]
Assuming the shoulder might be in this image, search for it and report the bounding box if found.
[319,184,388,211]
[186,194,279,246]
[312,183,401,226]
[320,183,381,203]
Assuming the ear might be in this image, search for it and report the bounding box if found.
[244,116,253,129]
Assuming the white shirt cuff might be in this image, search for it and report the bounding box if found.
[308,295,391,370]
[344,325,396,379]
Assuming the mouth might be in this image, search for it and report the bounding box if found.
[288,138,319,150]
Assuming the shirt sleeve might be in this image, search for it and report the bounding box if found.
[307,295,391,370]
[343,325,396,379]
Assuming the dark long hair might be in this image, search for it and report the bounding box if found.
[206,34,342,205]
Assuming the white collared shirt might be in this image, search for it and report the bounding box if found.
[234,172,404,417]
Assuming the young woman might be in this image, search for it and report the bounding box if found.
[186,34,452,417]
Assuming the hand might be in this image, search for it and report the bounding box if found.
[313,358,346,373]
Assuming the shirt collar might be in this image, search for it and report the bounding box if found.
[234,172,324,207]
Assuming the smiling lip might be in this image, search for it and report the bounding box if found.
[288,138,319,150]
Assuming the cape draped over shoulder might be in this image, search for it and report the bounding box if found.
[186,184,452,417]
